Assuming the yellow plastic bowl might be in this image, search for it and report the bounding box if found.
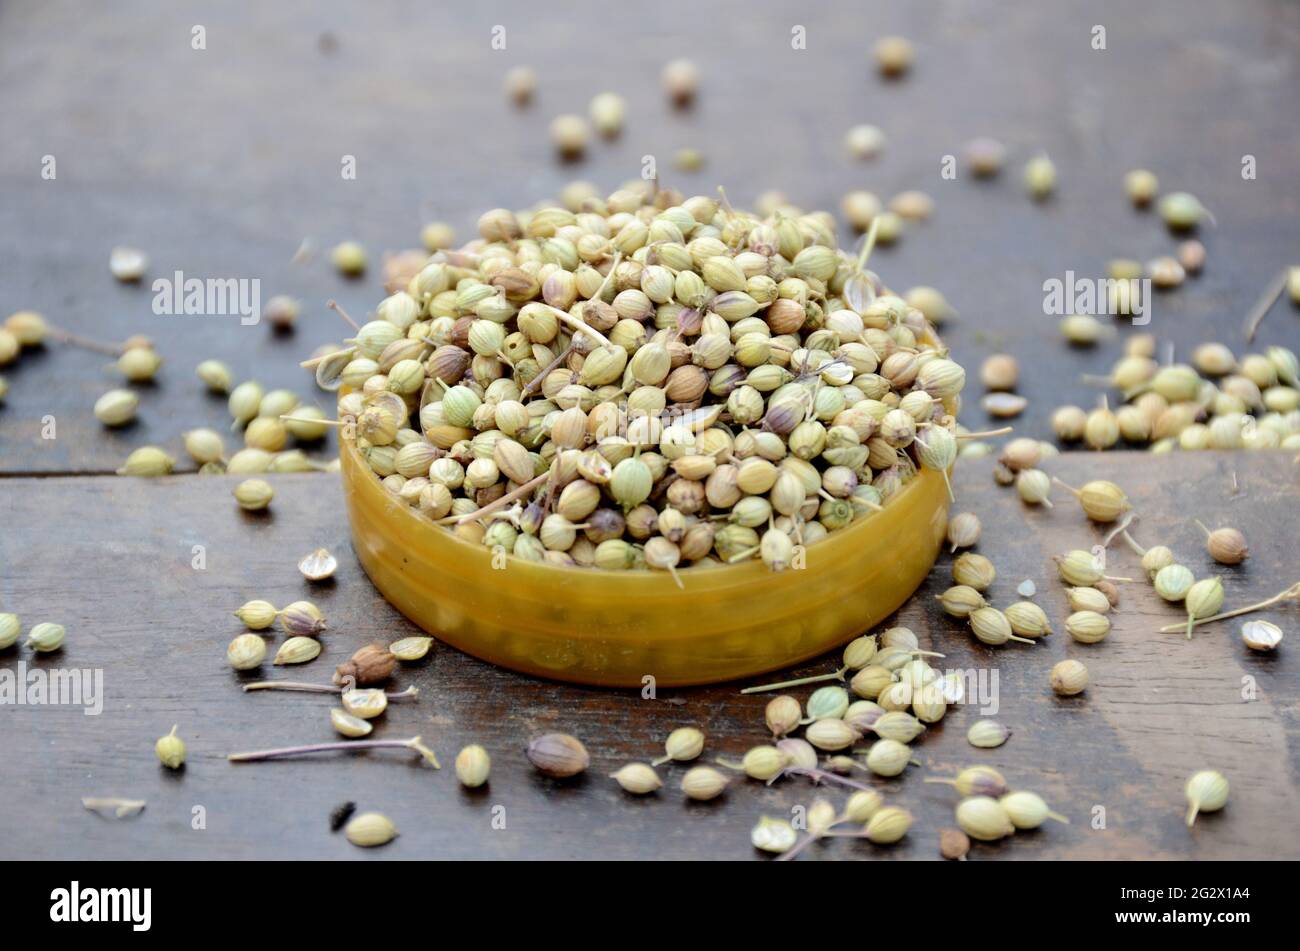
[342,439,949,687]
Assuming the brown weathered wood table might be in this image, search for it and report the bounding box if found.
[1,0,1298,859]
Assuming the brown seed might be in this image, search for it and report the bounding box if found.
[333,644,396,686]
[527,733,590,778]
[1201,524,1249,565]
[939,827,970,860]
[979,354,1019,391]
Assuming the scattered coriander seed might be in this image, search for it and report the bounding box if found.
[344,812,397,847]
[109,246,148,281]
[226,633,266,670]
[1124,168,1159,206]
[334,643,393,685]
[330,708,373,737]
[946,512,981,552]
[970,606,1035,646]
[982,392,1027,418]
[1055,549,1105,586]
[1154,563,1194,602]
[844,124,886,160]
[1240,620,1282,651]
[872,35,914,76]
[1023,154,1056,199]
[1183,577,1225,639]
[0,613,20,650]
[953,552,996,591]
[872,211,904,244]
[1054,479,1131,522]
[673,147,705,171]
[661,58,700,105]
[1049,659,1088,696]
[117,345,162,382]
[653,727,705,766]
[233,600,278,630]
[905,285,955,326]
[331,241,367,277]
[298,547,338,581]
[1196,521,1249,565]
[937,584,986,618]
[956,796,1014,841]
[843,789,883,824]
[682,765,729,801]
[886,193,933,226]
[842,634,878,669]
[736,745,791,780]
[25,622,65,653]
[967,720,1011,749]
[765,695,803,737]
[274,600,324,638]
[503,65,536,104]
[610,762,660,795]
[964,136,1005,177]
[865,806,913,844]
[806,719,862,752]
[527,733,589,778]
[1052,405,1087,441]
[870,710,926,744]
[1000,791,1069,829]
[94,389,139,427]
[263,295,300,332]
[1158,191,1211,231]
[455,745,492,788]
[341,688,387,719]
[1065,610,1110,644]
[274,636,322,665]
[806,685,850,721]
[1066,587,1111,614]
[389,636,433,661]
[227,380,264,428]
[1015,469,1054,508]
[233,478,273,511]
[864,738,912,777]
[155,725,186,769]
[588,92,625,137]
[4,310,48,345]
[980,354,1019,391]
[1184,770,1229,826]
[550,114,590,158]
[1060,313,1105,346]
[1005,601,1052,638]
[939,827,970,860]
[841,190,882,231]
[751,816,796,853]
[116,446,174,477]
[1178,239,1206,274]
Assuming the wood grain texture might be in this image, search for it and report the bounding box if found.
[2,0,1300,471]
[0,452,1295,859]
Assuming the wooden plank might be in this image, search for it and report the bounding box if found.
[2,0,1300,472]
[1,451,1295,859]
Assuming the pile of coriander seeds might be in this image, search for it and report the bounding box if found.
[319,183,967,573]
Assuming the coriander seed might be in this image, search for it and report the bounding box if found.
[1049,659,1088,696]
[226,633,266,670]
[155,725,186,769]
[1184,770,1228,826]
[611,763,661,795]
[527,733,589,778]
[681,765,729,801]
[94,389,139,427]
[26,622,65,653]
[967,720,1010,749]
[456,745,492,788]
[955,796,1014,841]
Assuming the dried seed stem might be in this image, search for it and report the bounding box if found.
[228,735,439,767]
[242,681,419,700]
[740,667,848,694]
[1119,528,1148,557]
[328,299,361,331]
[543,305,616,351]
[1158,581,1300,633]
[1243,267,1288,342]
[954,427,1013,439]
[438,471,552,525]
[47,326,125,357]
[776,765,875,792]
[1102,512,1136,548]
